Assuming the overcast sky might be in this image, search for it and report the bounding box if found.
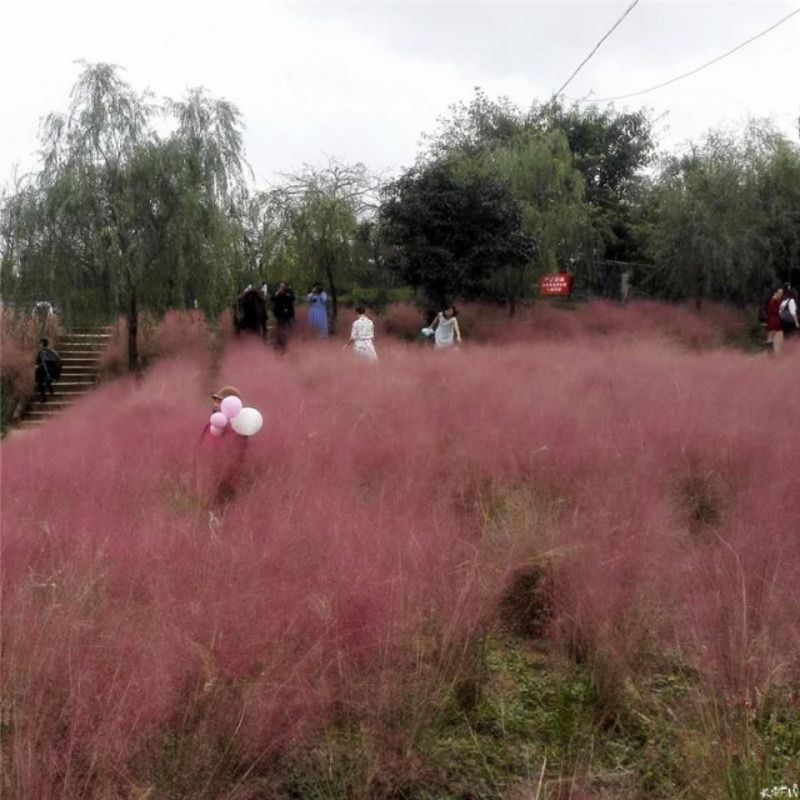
[2,0,798,186]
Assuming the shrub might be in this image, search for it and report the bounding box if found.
[99,311,209,377]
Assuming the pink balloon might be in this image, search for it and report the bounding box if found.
[210,412,228,429]
[220,395,243,420]
[209,425,225,437]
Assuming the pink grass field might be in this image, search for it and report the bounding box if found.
[2,303,799,796]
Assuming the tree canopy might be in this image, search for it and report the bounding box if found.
[380,160,533,307]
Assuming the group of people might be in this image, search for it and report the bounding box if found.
[233,282,330,347]
[234,280,464,361]
[341,302,463,361]
[765,284,799,356]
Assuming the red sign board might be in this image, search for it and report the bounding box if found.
[538,273,573,297]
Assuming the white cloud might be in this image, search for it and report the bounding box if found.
[2,0,798,185]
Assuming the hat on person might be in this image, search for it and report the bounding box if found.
[211,385,242,402]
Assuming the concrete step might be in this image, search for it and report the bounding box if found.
[26,400,72,411]
[16,421,49,431]
[58,344,107,353]
[60,367,100,375]
[61,356,101,364]
[22,417,64,426]
[65,334,112,340]
[53,372,97,390]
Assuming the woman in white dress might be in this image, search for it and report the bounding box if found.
[345,305,378,361]
[431,305,462,349]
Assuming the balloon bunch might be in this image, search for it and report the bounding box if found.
[209,395,264,437]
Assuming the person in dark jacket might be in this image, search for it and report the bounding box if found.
[234,287,268,339]
[271,281,296,349]
[35,338,61,402]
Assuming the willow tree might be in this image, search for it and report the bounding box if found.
[644,124,793,307]
[465,130,597,310]
[166,88,250,314]
[281,160,378,331]
[3,64,249,370]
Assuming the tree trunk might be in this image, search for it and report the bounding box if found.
[128,288,140,373]
[324,262,338,334]
[694,267,704,311]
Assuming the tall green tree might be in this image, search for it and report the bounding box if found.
[465,131,598,309]
[2,64,249,370]
[642,123,799,306]
[280,160,378,331]
[380,160,533,308]
[533,100,655,263]
[421,89,649,299]
[36,63,156,367]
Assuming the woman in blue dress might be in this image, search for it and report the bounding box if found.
[306,284,329,338]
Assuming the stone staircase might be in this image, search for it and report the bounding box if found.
[17,328,110,430]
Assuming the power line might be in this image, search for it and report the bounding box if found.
[553,0,641,98]
[581,6,800,103]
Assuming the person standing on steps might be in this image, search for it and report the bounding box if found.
[306,284,329,339]
[34,338,61,402]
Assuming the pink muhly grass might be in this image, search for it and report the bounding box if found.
[380,302,426,339]
[98,315,158,376]
[1,316,798,794]
[99,312,209,377]
[157,310,209,359]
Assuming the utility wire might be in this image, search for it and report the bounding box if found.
[553,0,641,97]
[582,6,800,103]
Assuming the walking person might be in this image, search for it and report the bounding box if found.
[766,287,785,356]
[430,305,462,350]
[198,386,249,512]
[306,284,329,339]
[34,338,61,402]
[234,287,268,339]
[779,286,799,339]
[271,281,296,350]
[345,305,378,361]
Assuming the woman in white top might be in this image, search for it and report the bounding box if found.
[431,305,462,349]
[779,288,799,337]
[345,305,378,361]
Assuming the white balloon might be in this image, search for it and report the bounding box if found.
[231,407,263,436]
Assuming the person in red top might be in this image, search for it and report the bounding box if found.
[198,385,249,509]
[766,287,785,357]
